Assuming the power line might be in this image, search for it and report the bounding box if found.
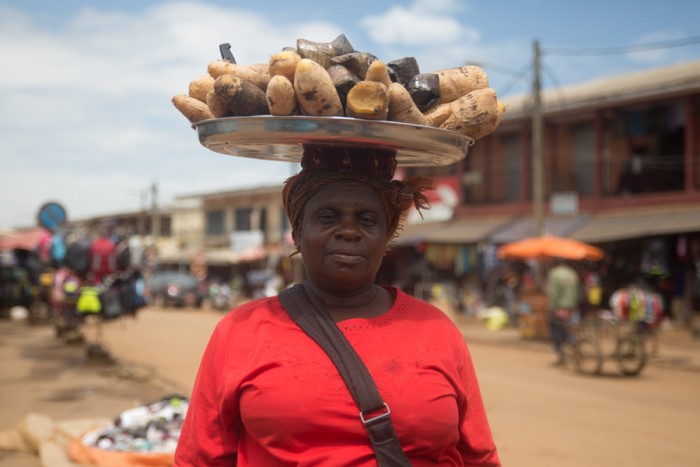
[496,62,532,96]
[475,34,700,96]
[464,59,533,97]
[465,60,524,77]
[544,35,700,56]
[541,63,567,103]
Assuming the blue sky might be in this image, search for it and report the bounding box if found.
[1,0,699,230]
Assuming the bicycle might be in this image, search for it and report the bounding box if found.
[566,315,647,376]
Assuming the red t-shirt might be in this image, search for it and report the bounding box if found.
[175,288,500,466]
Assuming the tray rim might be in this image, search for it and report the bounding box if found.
[193,115,474,167]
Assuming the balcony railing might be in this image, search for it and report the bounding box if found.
[463,153,690,206]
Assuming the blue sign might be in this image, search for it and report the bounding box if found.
[37,202,67,232]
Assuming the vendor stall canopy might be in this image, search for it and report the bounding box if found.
[498,235,604,261]
[0,227,48,251]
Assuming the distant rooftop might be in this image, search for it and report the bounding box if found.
[501,59,700,119]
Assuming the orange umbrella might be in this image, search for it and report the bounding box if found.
[498,235,604,261]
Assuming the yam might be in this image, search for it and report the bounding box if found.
[439,88,500,137]
[406,73,440,112]
[423,102,452,127]
[206,89,230,118]
[296,34,354,69]
[188,74,215,103]
[293,59,343,117]
[172,94,214,124]
[387,57,420,85]
[214,74,269,116]
[436,65,489,104]
[330,52,377,79]
[266,75,298,116]
[247,63,270,74]
[207,60,270,91]
[387,82,429,126]
[327,64,359,109]
[345,81,390,120]
[269,50,302,82]
[464,100,506,140]
[365,60,393,88]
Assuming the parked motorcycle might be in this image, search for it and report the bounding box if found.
[209,283,235,311]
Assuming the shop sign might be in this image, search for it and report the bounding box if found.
[230,230,264,252]
[406,176,459,224]
[550,191,579,215]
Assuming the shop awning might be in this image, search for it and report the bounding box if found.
[394,217,513,246]
[393,221,450,246]
[570,207,700,243]
[200,247,268,265]
[159,246,268,265]
[489,215,590,244]
[0,228,49,251]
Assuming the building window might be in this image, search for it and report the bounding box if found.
[159,216,172,237]
[235,208,252,231]
[504,134,521,202]
[206,210,225,236]
[572,123,595,196]
[259,207,267,242]
[280,206,289,232]
[610,101,686,195]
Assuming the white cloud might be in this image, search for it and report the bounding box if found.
[360,0,476,46]
[1,0,697,231]
[0,2,339,229]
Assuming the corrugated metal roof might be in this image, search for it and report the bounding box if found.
[489,215,591,244]
[569,205,700,243]
[395,217,513,245]
[176,184,282,201]
[501,60,700,119]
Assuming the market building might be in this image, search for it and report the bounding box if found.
[397,59,700,327]
[6,59,699,326]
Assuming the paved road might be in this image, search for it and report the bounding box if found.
[2,306,700,466]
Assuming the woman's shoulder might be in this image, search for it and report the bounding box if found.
[393,287,452,315]
[389,288,468,349]
[216,295,287,329]
[391,287,462,329]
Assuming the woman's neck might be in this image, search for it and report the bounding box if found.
[304,282,393,322]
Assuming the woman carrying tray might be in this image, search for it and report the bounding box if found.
[174,144,500,466]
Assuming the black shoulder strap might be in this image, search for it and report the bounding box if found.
[278,283,412,467]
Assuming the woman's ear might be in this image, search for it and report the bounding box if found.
[293,228,301,251]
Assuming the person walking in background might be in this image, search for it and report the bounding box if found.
[546,257,580,366]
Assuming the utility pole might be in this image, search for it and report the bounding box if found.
[151,180,159,241]
[532,40,545,237]
[139,189,147,236]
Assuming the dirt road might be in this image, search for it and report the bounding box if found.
[0,316,165,467]
[2,307,700,466]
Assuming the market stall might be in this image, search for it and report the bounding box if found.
[498,235,604,339]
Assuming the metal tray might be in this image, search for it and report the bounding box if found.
[193,116,474,167]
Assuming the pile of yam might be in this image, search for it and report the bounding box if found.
[172,34,505,141]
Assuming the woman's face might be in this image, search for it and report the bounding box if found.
[298,180,388,294]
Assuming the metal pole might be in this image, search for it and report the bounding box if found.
[139,189,147,236]
[151,180,159,240]
[532,40,544,237]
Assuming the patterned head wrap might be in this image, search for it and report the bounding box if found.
[283,145,434,250]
